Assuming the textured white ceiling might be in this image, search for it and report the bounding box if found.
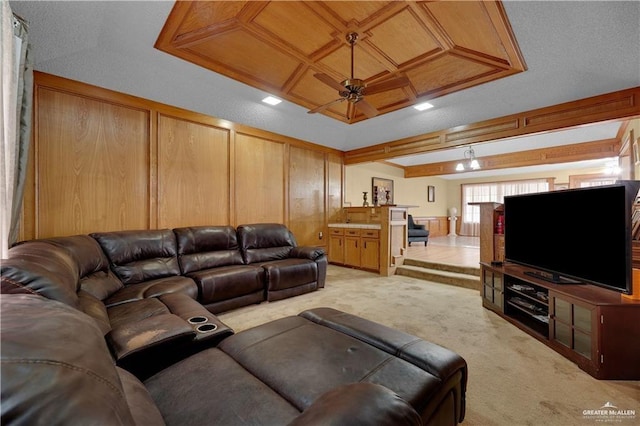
[9,1,640,177]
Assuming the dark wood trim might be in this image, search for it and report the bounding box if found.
[404,138,620,178]
[345,87,640,164]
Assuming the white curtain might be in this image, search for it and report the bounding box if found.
[460,179,549,236]
[1,3,32,258]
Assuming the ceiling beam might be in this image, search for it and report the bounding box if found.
[345,87,640,165]
[403,138,620,178]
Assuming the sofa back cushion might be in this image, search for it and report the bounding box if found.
[1,241,80,309]
[44,235,124,301]
[174,226,244,274]
[91,229,181,285]
[237,223,296,264]
[0,294,139,425]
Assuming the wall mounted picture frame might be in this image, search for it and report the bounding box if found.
[372,177,394,205]
[427,185,435,202]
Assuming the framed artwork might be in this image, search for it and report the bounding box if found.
[634,139,640,165]
[427,185,435,202]
[372,177,394,205]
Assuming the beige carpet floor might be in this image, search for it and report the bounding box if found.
[218,265,640,426]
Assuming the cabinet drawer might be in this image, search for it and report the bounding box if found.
[361,230,379,239]
[329,228,344,236]
[345,229,361,237]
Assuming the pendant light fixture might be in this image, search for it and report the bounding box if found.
[456,147,481,171]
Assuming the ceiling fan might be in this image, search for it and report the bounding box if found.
[307,32,410,119]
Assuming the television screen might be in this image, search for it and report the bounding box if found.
[504,183,634,294]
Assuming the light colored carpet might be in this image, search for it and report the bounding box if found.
[218,265,640,426]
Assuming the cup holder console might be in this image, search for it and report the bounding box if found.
[196,323,218,333]
[187,316,208,325]
[186,316,220,334]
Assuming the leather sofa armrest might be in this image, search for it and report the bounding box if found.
[287,383,421,426]
[108,314,195,362]
[289,246,325,260]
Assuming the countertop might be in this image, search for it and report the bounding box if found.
[328,223,381,229]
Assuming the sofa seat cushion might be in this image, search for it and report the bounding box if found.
[103,276,197,308]
[187,265,264,305]
[261,258,318,301]
[218,315,442,413]
[144,348,301,426]
[117,367,166,426]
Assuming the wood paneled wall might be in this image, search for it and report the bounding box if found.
[23,72,343,247]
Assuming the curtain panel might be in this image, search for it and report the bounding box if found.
[1,4,32,257]
[460,179,550,236]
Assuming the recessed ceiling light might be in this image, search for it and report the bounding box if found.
[262,96,282,106]
[413,102,434,111]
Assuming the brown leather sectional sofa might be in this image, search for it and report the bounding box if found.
[1,223,468,425]
[1,223,326,377]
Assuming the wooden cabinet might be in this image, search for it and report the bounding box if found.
[328,205,409,275]
[329,227,380,271]
[328,228,344,264]
[481,262,640,379]
[481,268,503,311]
[344,229,361,267]
[361,230,380,271]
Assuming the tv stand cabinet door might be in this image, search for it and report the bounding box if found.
[548,292,598,375]
[597,305,640,380]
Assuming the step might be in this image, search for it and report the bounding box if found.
[395,263,481,291]
[402,258,481,277]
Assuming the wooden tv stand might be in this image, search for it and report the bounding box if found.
[481,262,640,380]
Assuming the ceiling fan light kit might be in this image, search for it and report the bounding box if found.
[307,32,410,120]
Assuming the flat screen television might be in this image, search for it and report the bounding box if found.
[504,181,639,294]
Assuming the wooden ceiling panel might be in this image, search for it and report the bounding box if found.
[366,7,443,66]
[289,68,342,106]
[251,2,336,56]
[318,44,389,81]
[187,30,300,89]
[423,1,511,64]
[156,0,526,124]
[176,2,247,37]
[406,54,497,96]
[317,1,397,27]
[366,88,413,110]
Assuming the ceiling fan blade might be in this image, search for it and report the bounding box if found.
[355,99,378,118]
[363,76,410,95]
[307,97,346,114]
[313,73,345,92]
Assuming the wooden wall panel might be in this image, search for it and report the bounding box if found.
[36,88,149,237]
[234,133,285,225]
[327,152,343,224]
[157,115,231,228]
[289,146,325,246]
[25,72,343,244]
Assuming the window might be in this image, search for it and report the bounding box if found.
[460,179,551,236]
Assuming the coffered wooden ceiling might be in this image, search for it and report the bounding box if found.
[156,1,527,124]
